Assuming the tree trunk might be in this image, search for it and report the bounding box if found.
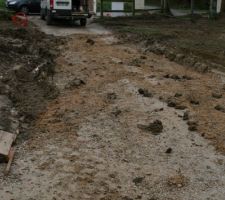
[221,0,225,11]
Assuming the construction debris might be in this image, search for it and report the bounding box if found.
[0,130,16,175]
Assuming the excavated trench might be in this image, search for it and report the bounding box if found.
[0,21,62,138]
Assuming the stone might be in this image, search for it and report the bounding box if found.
[138,88,153,98]
[174,93,182,98]
[215,105,225,113]
[165,148,172,154]
[65,78,85,89]
[167,99,177,107]
[212,92,222,99]
[183,111,189,121]
[187,121,198,131]
[190,100,199,105]
[133,177,144,185]
[176,53,185,60]
[107,92,117,100]
[175,105,187,110]
[86,39,95,45]
[138,120,163,135]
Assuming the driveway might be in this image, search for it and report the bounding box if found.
[29,16,111,36]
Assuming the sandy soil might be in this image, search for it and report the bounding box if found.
[0,19,225,200]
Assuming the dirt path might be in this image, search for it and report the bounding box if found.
[1,26,225,200]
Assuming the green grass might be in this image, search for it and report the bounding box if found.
[0,0,12,20]
[145,0,209,10]
[0,0,5,9]
[96,0,135,12]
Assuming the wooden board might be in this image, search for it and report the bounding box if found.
[0,130,16,156]
[4,147,15,176]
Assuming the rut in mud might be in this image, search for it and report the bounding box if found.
[1,29,225,200]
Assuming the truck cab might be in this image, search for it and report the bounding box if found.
[40,0,92,26]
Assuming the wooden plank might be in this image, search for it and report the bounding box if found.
[0,130,16,156]
[4,147,15,176]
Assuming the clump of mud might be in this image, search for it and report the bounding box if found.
[138,120,163,135]
[0,22,63,134]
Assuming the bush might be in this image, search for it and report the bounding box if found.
[0,0,5,9]
[0,10,12,20]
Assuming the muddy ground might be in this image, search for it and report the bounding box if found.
[0,16,225,200]
[98,14,225,72]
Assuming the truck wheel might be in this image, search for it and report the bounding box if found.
[20,6,29,15]
[80,19,87,27]
[40,10,45,20]
[46,12,52,25]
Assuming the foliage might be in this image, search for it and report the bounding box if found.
[97,0,134,12]
[0,0,5,9]
[145,0,210,9]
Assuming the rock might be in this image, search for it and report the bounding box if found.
[175,105,187,110]
[190,100,199,105]
[137,120,163,135]
[196,63,209,73]
[174,93,182,98]
[182,75,192,80]
[170,74,181,80]
[86,39,95,45]
[111,57,123,64]
[223,84,225,91]
[167,99,177,107]
[129,58,143,67]
[167,174,187,188]
[164,74,170,79]
[187,121,198,131]
[164,74,192,81]
[215,105,225,113]
[0,83,10,95]
[107,92,117,100]
[140,55,147,59]
[111,107,121,117]
[122,196,133,200]
[148,75,156,78]
[176,53,185,60]
[133,177,144,185]
[138,88,153,97]
[166,52,176,61]
[188,125,197,131]
[184,57,197,66]
[165,148,172,154]
[65,78,85,89]
[154,108,164,112]
[212,92,222,99]
[109,173,116,178]
[183,111,189,120]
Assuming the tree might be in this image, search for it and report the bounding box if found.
[221,0,225,11]
[161,0,171,14]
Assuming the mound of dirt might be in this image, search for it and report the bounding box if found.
[0,21,63,134]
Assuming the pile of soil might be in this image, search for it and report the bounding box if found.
[0,21,62,134]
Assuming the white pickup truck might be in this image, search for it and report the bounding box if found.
[40,0,92,26]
